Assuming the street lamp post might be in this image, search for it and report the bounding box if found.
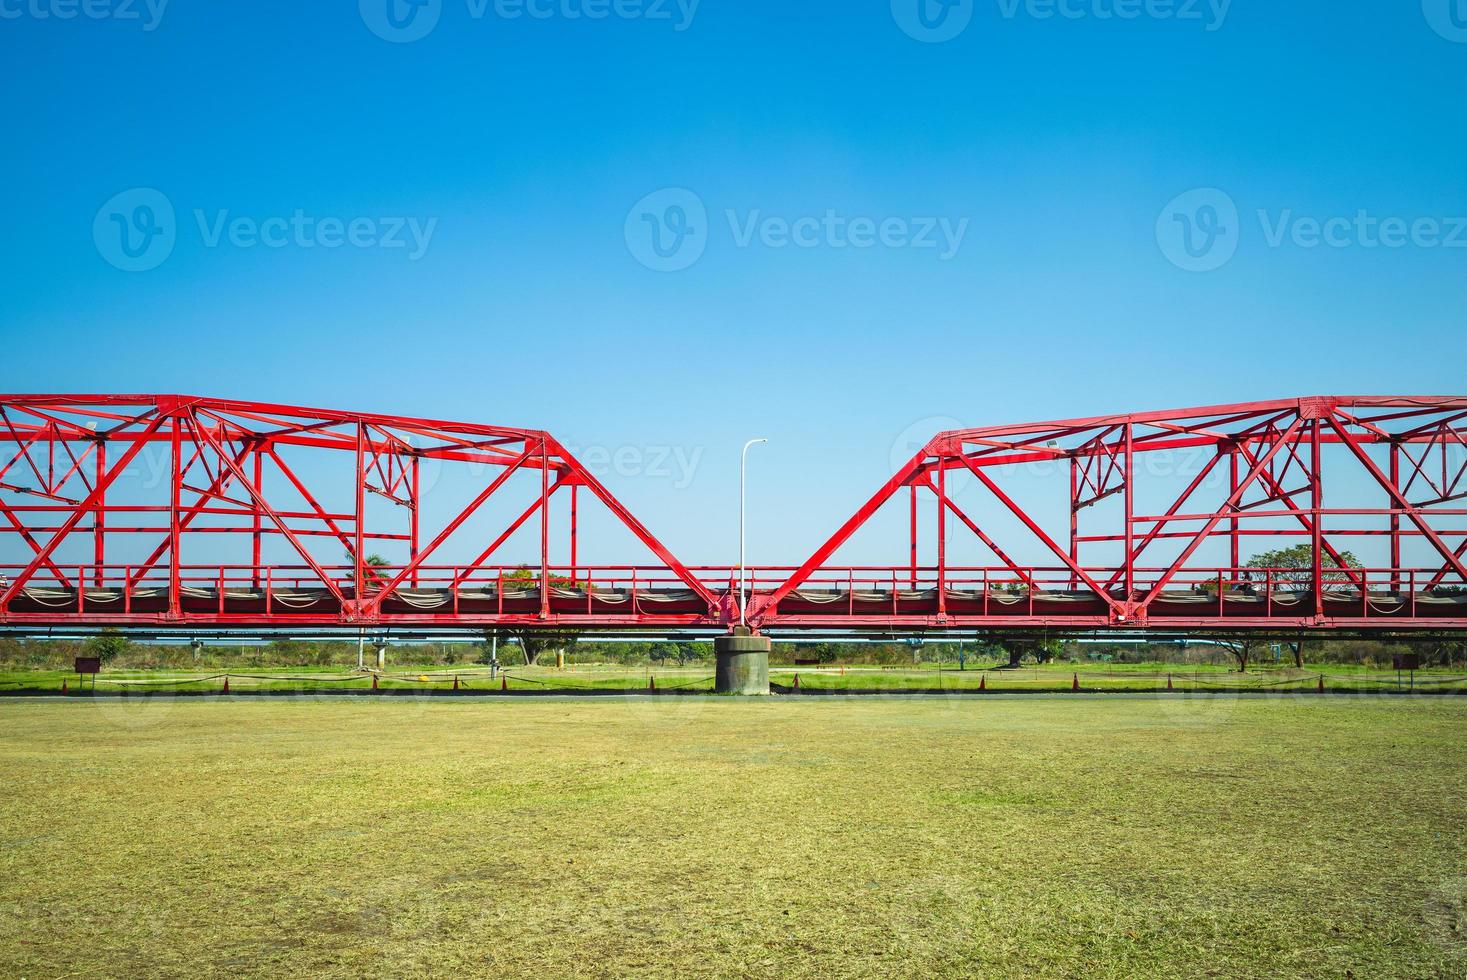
[739,438,767,628]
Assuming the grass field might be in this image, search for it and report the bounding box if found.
[2,698,1465,977]
[4,661,1466,696]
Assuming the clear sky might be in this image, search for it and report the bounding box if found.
[2,1,1465,568]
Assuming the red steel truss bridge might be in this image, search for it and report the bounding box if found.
[1,394,1465,637]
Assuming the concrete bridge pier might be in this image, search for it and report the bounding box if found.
[715,629,770,695]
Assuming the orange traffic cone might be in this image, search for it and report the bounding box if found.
[1317,675,1325,694]
[372,674,379,691]
[1167,674,1174,691]
[793,673,800,691]
[979,674,986,692]
[61,679,68,695]
[222,676,230,694]
[453,675,460,691]
[649,676,656,691]
[501,675,508,691]
[1072,673,1080,692]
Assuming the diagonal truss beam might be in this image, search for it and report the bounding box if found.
[365,443,540,612]
[189,415,350,606]
[1136,416,1307,615]
[952,452,1121,613]
[449,474,574,590]
[923,475,1036,588]
[1326,415,1467,585]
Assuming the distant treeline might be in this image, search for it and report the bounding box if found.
[1,634,1464,670]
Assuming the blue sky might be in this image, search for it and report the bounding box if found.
[2,1,1465,568]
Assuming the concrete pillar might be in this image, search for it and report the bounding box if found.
[375,641,387,672]
[715,631,770,695]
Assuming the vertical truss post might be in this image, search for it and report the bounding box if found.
[251,448,263,588]
[354,421,365,608]
[93,439,105,587]
[936,459,946,615]
[409,453,420,588]
[1068,455,1079,590]
[168,414,182,617]
[1228,449,1240,569]
[1312,417,1324,618]
[1389,441,1401,591]
[540,438,551,617]
[569,482,579,583]
[908,482,918,588]
[1123,422,1134,602]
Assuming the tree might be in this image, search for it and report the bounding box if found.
[346,552,390,586]
[1217,638,1258,673]
[1419,634,1467,668]
[84,629,130,667]
[501,564,585,590]
[1246,545,1361,591]
[489,566,587,665]
[1033,638,1064,665]
[999,637,1063,668]
[501,629,579,667]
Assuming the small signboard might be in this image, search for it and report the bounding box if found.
[1393,653,1421,692]
[74,656,101,675]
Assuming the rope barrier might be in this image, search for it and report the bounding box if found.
[226,673,369,684]
[656,675,715,691]
[87,673,228,687]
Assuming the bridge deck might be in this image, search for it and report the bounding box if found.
[3,564,1464,631]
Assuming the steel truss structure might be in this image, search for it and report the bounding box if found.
[747,396,1467,631]
[1,395,1465,634]
[0,395,724,629]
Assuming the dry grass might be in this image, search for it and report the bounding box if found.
[1,697,1464,978]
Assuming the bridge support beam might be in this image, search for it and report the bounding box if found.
[715,630,769,695]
